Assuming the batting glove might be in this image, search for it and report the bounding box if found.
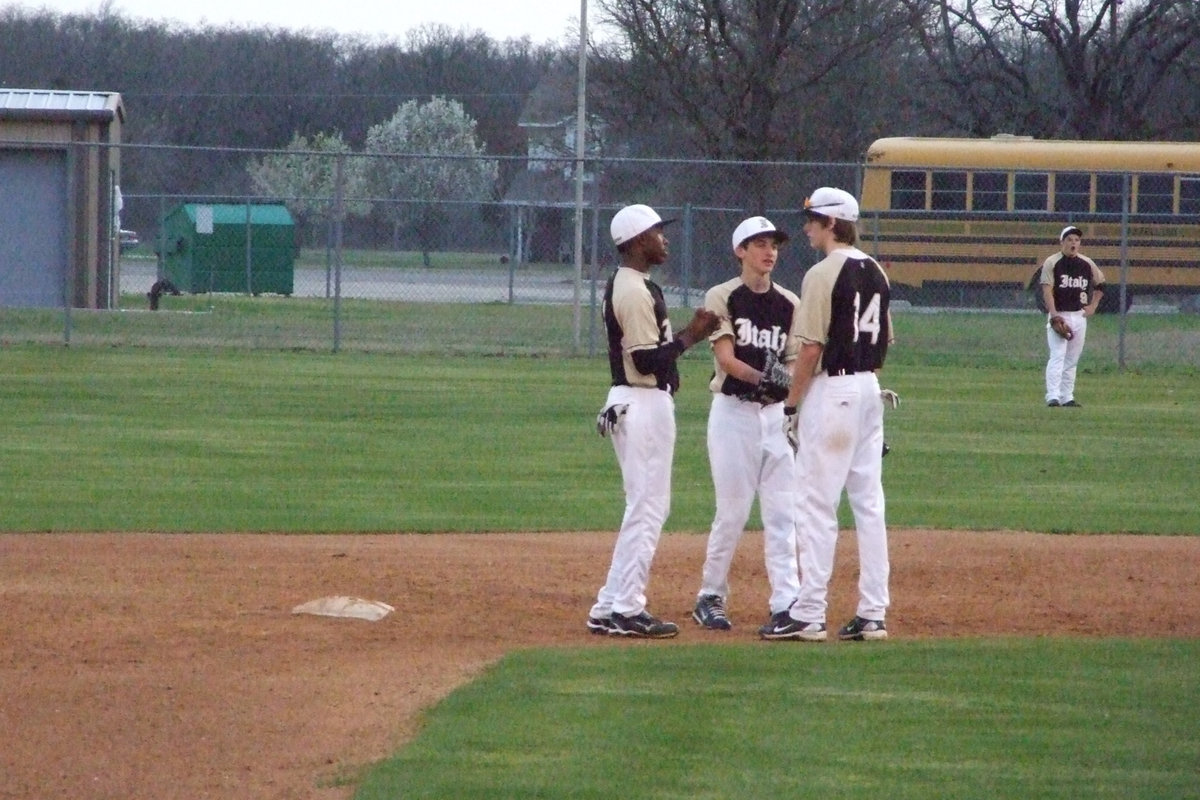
[880,388,900,410]
[595,403,629,438]
[783,405,799,454]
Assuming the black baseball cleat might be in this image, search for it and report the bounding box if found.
[1047,399,1061,407]
[693,594,732,630]
[610,610,679,639]
[758,611,826,641]
[586,616,615,635]
[838,616,888,641]
[1061,400,1081,407]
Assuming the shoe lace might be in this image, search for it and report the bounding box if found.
[701,595,728,623]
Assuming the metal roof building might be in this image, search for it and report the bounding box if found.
[0,89,125,120]
[0,88,125,309]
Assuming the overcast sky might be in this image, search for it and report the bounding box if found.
[6,0,589,44]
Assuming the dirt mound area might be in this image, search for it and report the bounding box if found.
[1,530,1196,799]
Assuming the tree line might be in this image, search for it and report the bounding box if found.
[2,1,1198,237]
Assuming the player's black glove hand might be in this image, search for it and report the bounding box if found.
[783,405,799,454]
[595,403,629,438]
[760,350,792,399]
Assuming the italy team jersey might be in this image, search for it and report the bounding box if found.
[796,247,892,376]
[603,266,679,393]
[703,277,801,396]
[1039,252,1105,312]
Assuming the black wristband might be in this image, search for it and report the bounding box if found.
[784,405,797,414]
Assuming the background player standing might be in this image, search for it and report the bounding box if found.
[588,204,720,639]
[782,187,896,642]
[692,216,803,637]
[1040,225,1105,408]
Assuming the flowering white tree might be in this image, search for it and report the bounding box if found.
[247,131,371,246]
[364,97,498,265]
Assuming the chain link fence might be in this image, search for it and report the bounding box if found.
[3,142,1198,367]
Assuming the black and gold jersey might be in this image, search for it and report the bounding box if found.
[704,277,801,396]
[797,248,892,376]
[603,266,680,393]
[1039,252,1105,312]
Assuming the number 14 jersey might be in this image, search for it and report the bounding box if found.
[796,247,892,376]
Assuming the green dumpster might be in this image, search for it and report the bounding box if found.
[159,203,296,295]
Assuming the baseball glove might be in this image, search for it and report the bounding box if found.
[595,403,628,438]
[1050,315,1073,340]
[738,349,792,404]
[758,349,792,402]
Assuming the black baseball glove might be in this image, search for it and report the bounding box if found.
[595,403,628,438]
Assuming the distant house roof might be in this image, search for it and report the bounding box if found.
[518,65,577,128]
[0,89,124,122]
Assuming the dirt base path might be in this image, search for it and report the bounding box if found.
[2,530,1197,800]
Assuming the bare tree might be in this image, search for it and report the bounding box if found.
[590,0,919,162]
[900,0,1200,139]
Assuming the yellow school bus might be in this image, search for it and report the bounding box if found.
[858,135,1200,311]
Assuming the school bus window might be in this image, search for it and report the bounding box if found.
[931,171,967,210]
[972,171,1007,211]
[1095,173,1125,214]
[1180,177,1200,215]
[1137,173,1174,215]
[891,170,926,210]
[1014,172,1048,211]
[1055,172,1091,213]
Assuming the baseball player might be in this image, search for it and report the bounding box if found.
[1041,225,1105,408]
[587,204,720,639]
[779,187,896,642]
[692,216,802,636]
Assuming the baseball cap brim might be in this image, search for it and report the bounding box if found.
[738,230,789,246]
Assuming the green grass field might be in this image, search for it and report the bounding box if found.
[356,641,1200,800]
[2,312,1197,800]
[1,346,1197,533]
[3,283,1200,366]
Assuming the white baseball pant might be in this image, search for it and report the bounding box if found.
[793,371,890,623]
[1045,310,1088,404]
[698,394,800,614]
[590,385,675,619]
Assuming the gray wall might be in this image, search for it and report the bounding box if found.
[0,148,68,307]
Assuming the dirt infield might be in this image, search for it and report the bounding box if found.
[2,530,1197,800]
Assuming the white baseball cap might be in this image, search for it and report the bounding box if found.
[610,204,673,246]
[803,187,859,222]
[1060,225,1083,241]
[731,216,789,253]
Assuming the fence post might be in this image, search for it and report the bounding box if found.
[1117,173,1130,372]
[157,195,166,283]
[680,204,693,308]
[507,241,516,304]
[333,153,345,353]
[63,141,77,345]
[588,197,600,357]
[245,201,253,295]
